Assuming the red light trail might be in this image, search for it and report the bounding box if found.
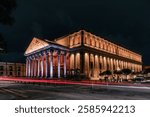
[0,76,150,87]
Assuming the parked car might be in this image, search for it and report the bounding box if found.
[134,76,144,82]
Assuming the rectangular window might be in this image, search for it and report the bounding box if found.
[17,67,21,71]
[18,72,20,76]
[0,72,3,75]
[0,66,4,70]
[9,66,13,71]
[9,72,12,76]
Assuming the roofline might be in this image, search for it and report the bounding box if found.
[26,30,142,57]
[83,30,142,57]
[53,29,141,56]
[54,30,83,42]
[24,43,69,56]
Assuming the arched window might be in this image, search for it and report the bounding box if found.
[74,38,78,45]
[95,40,97,47]
[70,38,74,46]
[90,38,92,45]
[92,39,95,47]
[86,37,89,44]
[96,40,99,48]
[77,35,80,44]
[84,36,87,44]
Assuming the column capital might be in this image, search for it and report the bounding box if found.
[62,51,67,55]
[42,51,46,55]
[28,56,33,60]
[32,55,36,59]
[45,50,49,56]
[56,50,61,55]
[38,51,45,56]
[38,52,42,57]
[47,49,54,55]
[26,56,30,60]
[35,53,40,58]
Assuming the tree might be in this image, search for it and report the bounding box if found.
[0,0,17,25]
[121,69,132,75]
[99,70,112,82]
[113,70,122,75]
[100,70,112,76]
[143,68,150,74]
[121,69,132,80]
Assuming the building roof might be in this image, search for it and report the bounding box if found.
[24,37,69,56]
[0,52,25,63]
[54,30,141,56]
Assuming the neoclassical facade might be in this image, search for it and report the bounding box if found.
[25,30,142,80]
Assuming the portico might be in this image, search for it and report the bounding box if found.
[25,38,69,78]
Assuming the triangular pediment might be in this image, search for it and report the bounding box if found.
[25,37,49,55]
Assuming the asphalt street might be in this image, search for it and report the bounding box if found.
[0,80,150,100]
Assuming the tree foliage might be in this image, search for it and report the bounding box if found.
[121,69,132,75]
[100,70,112,75]
[143,68,150,74]
[113,70,122,75]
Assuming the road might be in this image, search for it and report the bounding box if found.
[0,80,150,100]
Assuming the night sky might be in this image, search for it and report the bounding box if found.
[0,0,150,65]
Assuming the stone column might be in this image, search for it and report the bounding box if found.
[116,59,119,70]
[63,52,67,78]
[31,56,34,77]
[50,50,54,78]
[34,56,37,77]
[68,53,70,70]
[89,53,91,77]
[96,55,99,78]
[103,56,106,71]
[121,61,123,69]
[37,56,41,77]
[93,54,95,77]
[26,58,28,77]
[106,57,109,70]
[45,52,49,78]
[28,57,31,77]
[57,50,61,78]
[80,51,85,74]
[113,59,115,70]
[118,60,121,69]
[99,56,102,72]
[111,58,113,71]
[128,62,130,69]
[114,59,117,70]
[41,52,45,78]
[74,53,76,69]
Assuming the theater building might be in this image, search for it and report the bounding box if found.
[25,30,142,80]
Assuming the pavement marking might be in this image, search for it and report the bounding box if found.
[0,88,28,98]
[92,84,150,90]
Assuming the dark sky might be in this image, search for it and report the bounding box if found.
[0,0,150,65]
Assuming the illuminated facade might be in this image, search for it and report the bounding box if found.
[25,30,142,80]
